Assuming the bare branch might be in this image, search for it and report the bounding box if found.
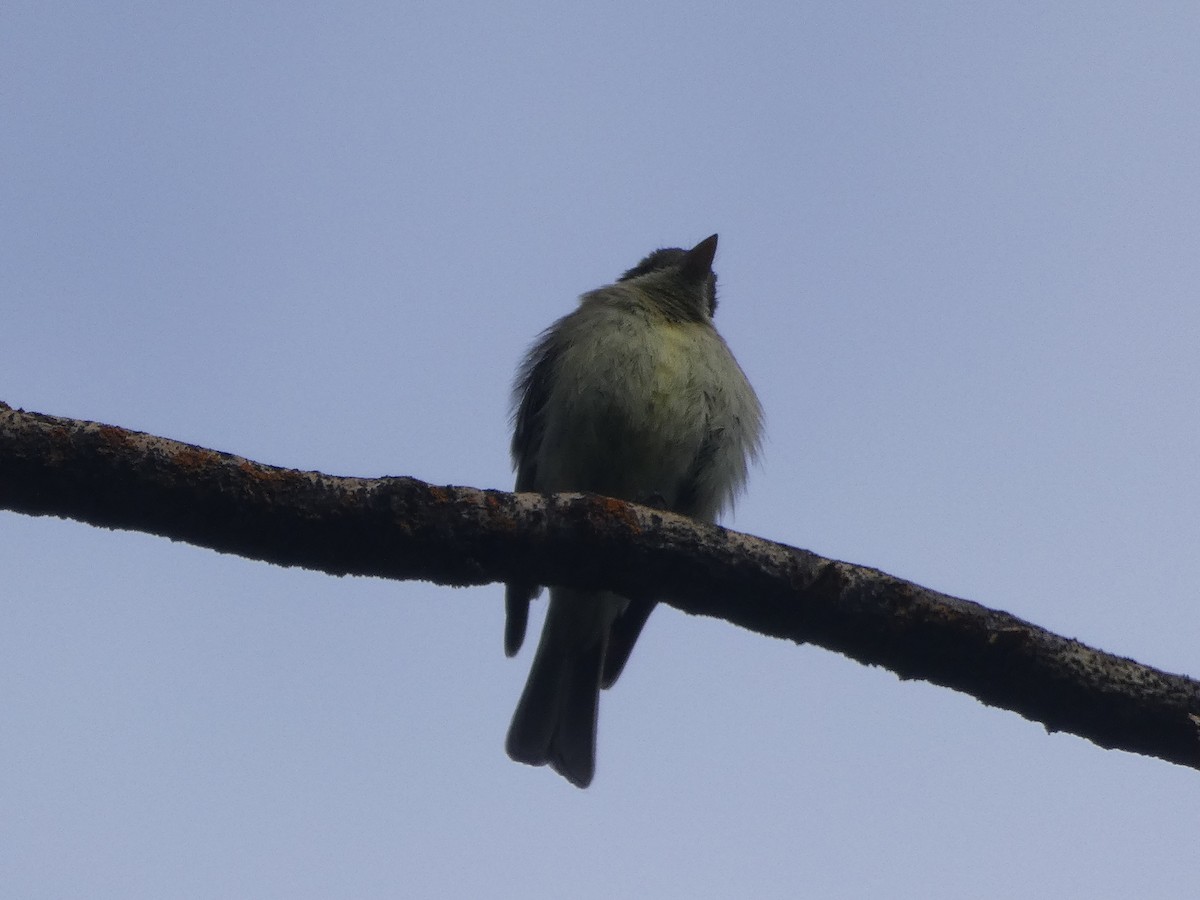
[2,400,1199,771]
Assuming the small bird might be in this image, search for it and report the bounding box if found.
[504,234,763,788]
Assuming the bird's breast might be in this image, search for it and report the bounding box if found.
[534,318,719,500]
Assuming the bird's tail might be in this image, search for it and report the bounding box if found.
[505,590,610,789]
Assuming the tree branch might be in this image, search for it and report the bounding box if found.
[2,400,1199,771]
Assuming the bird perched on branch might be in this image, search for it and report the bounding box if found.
[504,234,763,788]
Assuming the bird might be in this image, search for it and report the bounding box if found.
[504,233,762,788]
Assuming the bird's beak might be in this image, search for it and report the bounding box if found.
[679,234,718,282]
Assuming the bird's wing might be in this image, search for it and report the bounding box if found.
[504,332,558,656]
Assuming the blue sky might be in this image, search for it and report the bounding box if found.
[3,3,1199,897]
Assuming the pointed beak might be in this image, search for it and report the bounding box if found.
[679,234,718,282]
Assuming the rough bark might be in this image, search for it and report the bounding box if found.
[2,400,1199,771]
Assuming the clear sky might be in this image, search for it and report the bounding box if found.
[3,3,1199,897]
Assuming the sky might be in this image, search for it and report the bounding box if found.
[2,2,1199,897]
